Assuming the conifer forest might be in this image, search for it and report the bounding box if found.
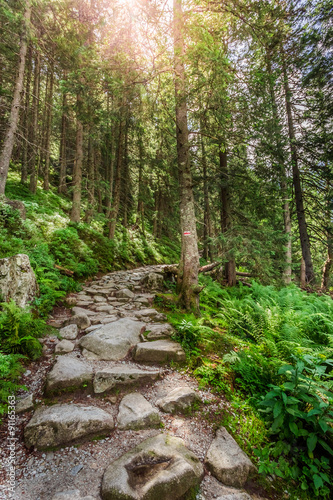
[0,1,333,499]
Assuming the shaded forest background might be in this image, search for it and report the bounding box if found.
[0,0,332,293]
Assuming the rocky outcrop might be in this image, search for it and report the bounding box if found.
[205,427,256,488]
[101,434,204,500]
[24,404,114,450]
[0,254,38,307]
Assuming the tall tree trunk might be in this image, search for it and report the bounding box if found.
[84,128,95,222]
[219,149,236,286]
[108,106,125,239]
[43,62,54,191]
[0,2,31,195]
[321,180,332,291]
[136,136,145,234]
[267,53,292,284]
[282,48,315,283]
[21,43,32,184]
[29,50,41,194]
[173,0,200,313]
[70,93,84,223]
[201,133,214,262]
[58,85,68,194]
[122,120,130,228]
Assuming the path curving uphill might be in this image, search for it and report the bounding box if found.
[12,265,265,500]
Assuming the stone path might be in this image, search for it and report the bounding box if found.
[12,265,267,500]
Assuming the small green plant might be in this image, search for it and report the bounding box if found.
[256,355,333,497]
[0,300,45,359]
[0,352,26,423]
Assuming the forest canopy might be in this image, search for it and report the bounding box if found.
[0,0,332,305]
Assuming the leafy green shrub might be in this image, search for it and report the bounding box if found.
[0,301,45,359]
[0,352,25,423]
[49,226,98,277]
[256,355,333,498]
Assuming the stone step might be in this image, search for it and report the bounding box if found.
[45,356,93,395]
[117,393,161,430]
[156,386,200,413]
[24,404,114,450]
[133,339,186,364]
[93,365,162,393]
[79,318,145,360]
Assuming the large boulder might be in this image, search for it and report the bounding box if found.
[133,340,186,364]
[101,434,204,500]
[79,318,145,361]
[24,403,114,450]
[45,356,93,395]
[117,393,161,430]
[0,254,38,307]
[205,428,256,488]
[93,366,161,394]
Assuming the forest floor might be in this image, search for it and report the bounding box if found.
[10,265,271,500]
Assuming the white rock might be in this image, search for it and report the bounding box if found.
[117,393,161,430]
[59,324,78,340]
[156,386,200,413]
[25,404,114,450]
[55,339,75,354]
[93,366,161,393]
[45,356,93,394]
[79,318,145,360]
[205,428,256,488]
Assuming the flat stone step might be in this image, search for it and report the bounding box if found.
[101,434,203,500]
[205,427,256,488]
[79,318,145,360]
[45,356,93,395]
[117,393,161,430]
[133,339,186,364]
[143,323,174,340]
[156,386,200,413]
[93,366,161,393]
[24,404,114,450]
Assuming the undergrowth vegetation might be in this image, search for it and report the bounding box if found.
[160,276,333,499]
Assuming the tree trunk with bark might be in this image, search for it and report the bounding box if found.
[21,43,32,184]
[58,73,68,194]
[201,133,214,262]
[282,48,315,283]
[70,93,84,223]
[108,104,125,239]
[173,0,200,313]
[29,50,41,194]
[43,62,54,191]
[0,2,31,195]
[266,52,292,284]
[219,149,236,286]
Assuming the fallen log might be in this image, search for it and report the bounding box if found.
[55,264,74,277]
[199,261,221,273]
